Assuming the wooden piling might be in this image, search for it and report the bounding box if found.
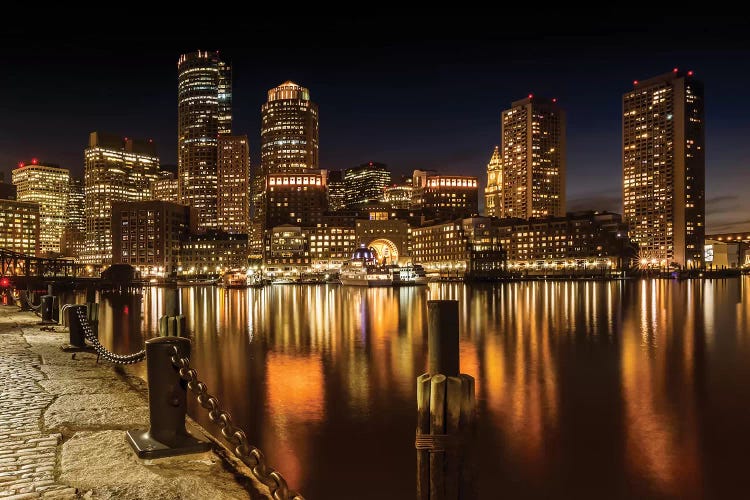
[429,374,447,500]
[416,373,432,500]
[427,301,459,376]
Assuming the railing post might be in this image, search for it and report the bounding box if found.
[60,305,97,358]
[416,300,476,500]
[126,337,210,459]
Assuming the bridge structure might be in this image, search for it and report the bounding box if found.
[0,248,94,289]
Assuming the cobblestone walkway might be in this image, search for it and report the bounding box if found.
[0,305,265,499]
[0,309,77,499]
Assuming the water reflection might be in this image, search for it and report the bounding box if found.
[79,277,750,499]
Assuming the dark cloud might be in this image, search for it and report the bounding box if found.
[707,219,750,234]
[568,190,621,213]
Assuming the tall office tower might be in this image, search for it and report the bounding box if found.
[61,177,85,259]
[325,170,347,211]
[260,81,318,175]
[623,69,705,269]
[177,50,232,230]
[500,96,566,219]
[484,146,502,217]
[344,162,391,208]
[12,160,69,255]
[254,81,319,253]
[83,132,160,266]
[217,135,249,233]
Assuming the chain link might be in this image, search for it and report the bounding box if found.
[170,347,304,500]
[75,307,146,364]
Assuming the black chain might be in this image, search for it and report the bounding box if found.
[169,346,304,500]
[76,308,146,364]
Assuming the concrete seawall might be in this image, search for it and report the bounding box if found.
[0,305,270,499]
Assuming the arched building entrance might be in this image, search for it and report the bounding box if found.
[368,238,399,265]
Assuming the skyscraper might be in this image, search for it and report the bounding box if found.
[623,69,705,269]
[62,177,85,259]
[83,132,160,266]
[12,160,69,256]
[151,171,179,203]
[484,146,502,217]
[177,50,232,230]
[500,96,566,219]
[344,162,391,208]
[217,135,249,234]
[254,81,319,253]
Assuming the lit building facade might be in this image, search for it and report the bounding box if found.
[83,132,160,266]
[177,50,232,230]
[0,199,39,256]
[12,161,69,255]
[176,231,248,276]
[623,70,705,269]
[344,162,391,208]
[412,170,479,220]
[497,211,630,272]
[264,225,309,277]
[61,177,85,259]
[265,173,327,229]
[217,135,249,234]
[705,232,750,268]
[500,96,566,219]
[383,180,413,210]
[111,200,195,277]
[484,146,502,217]
[151,171,179,203]
[309,225,357,271]
[325,170,347,212]
[412,217,506,277]
[355,217,411,265]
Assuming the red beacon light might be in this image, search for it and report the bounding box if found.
[687,70,694,76]
[528,93,534,99]
[18,161,25,168]
[552,98,557,103]
[31,158,38,165]
[633,80,639,86]
[673,67,679,73]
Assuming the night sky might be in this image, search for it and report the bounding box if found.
[1,13,749,232]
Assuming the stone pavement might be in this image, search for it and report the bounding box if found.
[0,305,269,499]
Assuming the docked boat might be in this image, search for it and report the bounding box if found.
[340,247,392,286]
[220,271,250,289]
[392,264,429,286]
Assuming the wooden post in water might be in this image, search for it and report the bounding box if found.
[416,300,476,500]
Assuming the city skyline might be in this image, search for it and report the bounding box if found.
[1,16,749,233]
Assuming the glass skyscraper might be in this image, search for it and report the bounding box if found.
[177,50,232,230]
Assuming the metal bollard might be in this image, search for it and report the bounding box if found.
[60,305,97,357]
[40,295,55,324]
[126,337,210,459]
[158,315,186,337]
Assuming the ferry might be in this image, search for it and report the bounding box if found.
[220,271,250,289]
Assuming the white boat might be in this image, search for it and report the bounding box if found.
[392,264,429,286]
[340,247,393,287]
[219,271,249,289]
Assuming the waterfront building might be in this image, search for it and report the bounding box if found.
[412,170,479,220]
[355,217,411,265]
[344,162,391,208]
[484,146,502,217]
[151,171,179,202]
[177,50,232,230]
[111,200,195,278]
[325,169,347,212]
[0,199,39,256]
[0,177,16,200]
[308,225,357,272]
[499,96,566,219]
[217,135,249,234]
[412,217,506,278]
[12,161,69,256]
[82,132,160,266]
[264,225,309,277]
[176,231,248,276]
[705,232,750,268]
[61,177,85,259]
[623,69,705,269]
